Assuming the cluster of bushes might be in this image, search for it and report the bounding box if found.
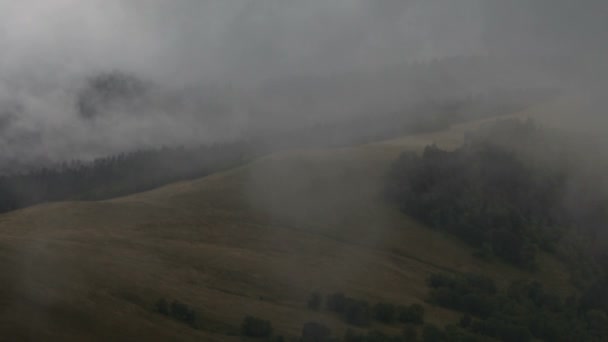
[342,324,482,342]
[156,298,198,328]
[326,293,372,327]
[302,323,417,342]
[308,292,323,311]
[302,321,332,342]
[426,274,497,318]
[377,303,424,325]
[418,324,484,342]
[154,295,424,341]
[234,281,595,342]
[344,328,416,342]
[426,273,608,341]
[310,292,425,328]
[241,316,274,338]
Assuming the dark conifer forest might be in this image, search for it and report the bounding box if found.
[386,120,608,341]
[0,143,250,212]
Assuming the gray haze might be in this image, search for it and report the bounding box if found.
[0,0,605,169]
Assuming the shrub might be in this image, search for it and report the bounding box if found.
[444,324,480,342]
[344,329,364,342]
[241,316,273,338]
[373,302,397,324]
[156,298,169,316]
[344,299,371,327]
[170,300,198,327]
[326,293,371,327]
[459,315,472,328]
[302,322,331,342]
[345,329,407,342]
[154,298,198,328]
[398,304,425,324]
[365,330,399,342]
[403,326,418,342]
[308,292,322,311]
[422,324,445,342]
[326,293,347,313]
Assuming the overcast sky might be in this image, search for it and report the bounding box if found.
[0,0,488,85]
[1,1,605,82]
[0,0,605,168]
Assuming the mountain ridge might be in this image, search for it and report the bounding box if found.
[0,98,576,340]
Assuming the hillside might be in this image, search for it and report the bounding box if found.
[0,99,576,341]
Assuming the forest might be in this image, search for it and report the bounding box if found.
[386,119,608,268]
[386,119,608,340]
[0,142,251,212]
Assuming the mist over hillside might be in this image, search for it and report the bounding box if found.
[0,0,604,172]
[0,1,607,341]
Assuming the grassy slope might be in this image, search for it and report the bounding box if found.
[0,99,576,341]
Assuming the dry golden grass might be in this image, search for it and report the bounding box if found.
[0,98,577,340]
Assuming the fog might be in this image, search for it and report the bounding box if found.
[2,2,608,339]
[0,0,605,170]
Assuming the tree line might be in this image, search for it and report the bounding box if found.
[0,142,251,213]
[426,272,608,341]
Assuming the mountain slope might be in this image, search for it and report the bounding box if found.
[0,99,574,341]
